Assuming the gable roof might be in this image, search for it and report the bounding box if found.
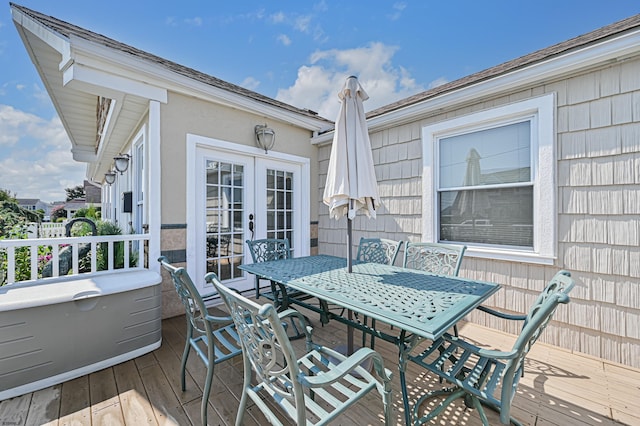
[10,3,328,125]
[367,13,640,120]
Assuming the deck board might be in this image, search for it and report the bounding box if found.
[1,303,639,426]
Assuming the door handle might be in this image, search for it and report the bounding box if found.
[249,213,254,239]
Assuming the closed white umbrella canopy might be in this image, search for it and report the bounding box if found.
[323,76,379,220]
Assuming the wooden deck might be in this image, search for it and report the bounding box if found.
[2,302,639,426]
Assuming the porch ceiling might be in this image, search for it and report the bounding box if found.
[15,25,149,182]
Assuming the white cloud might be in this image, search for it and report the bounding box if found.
[387,2,407,21]
[0,105,85,202]
[276,42,425,120]
[241,76,260,91]
[277,34,292,46]
[294,15,312,33]
[270,12,286,24]
[184,17,203,27]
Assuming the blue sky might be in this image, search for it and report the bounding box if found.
[1,1,638,202]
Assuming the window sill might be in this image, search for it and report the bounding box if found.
[463,246,556,265]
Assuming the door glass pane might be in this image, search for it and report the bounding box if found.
[265,168,294,254]
[205,159,245,282]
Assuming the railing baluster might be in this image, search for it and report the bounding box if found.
[72,242,79,275]
[7,246,15,283]
[52,244,60,278]
[108,241,114,271]
[31,244,38,280]
[124,239,130,270]
[91,241,97,273]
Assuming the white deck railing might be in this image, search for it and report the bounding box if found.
[0,234,150,285]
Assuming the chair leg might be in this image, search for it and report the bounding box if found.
[201,358,214,426]
[181,325,193,391]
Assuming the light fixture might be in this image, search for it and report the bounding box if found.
[114,153,131,174]
[255,123,275,154]
[104,170,116,185]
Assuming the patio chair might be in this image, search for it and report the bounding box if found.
[403,241,466,276]
[403,241,466,337]
[408,270,574,426]
[158,257,243,426]
[245,238,291,302]
[206,273,394,426]
[245,238,314,338]
[353,238,403,348]
[355,237,403,266]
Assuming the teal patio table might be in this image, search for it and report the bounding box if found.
[239,254,500,425]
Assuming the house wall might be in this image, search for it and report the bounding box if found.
[158,92,320,317]
[317,57,640,369]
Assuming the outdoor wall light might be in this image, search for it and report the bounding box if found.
[255,123,276,154]
[104,170,117,185]
[113,153,131,174]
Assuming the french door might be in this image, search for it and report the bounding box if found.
[191,145,307,294]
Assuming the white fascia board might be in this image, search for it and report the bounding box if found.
[12,8,71,61]
[63,62,167,102]
[365,29,640,131]
[69,36,329,131]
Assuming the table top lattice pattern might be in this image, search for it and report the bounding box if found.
[240,255,499,340]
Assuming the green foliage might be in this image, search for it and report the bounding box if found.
[73,205,101,220]
[65,185,85,201]
[0,189,17,202]
[0,200,39,238]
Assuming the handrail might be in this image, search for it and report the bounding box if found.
[0,234,150,285]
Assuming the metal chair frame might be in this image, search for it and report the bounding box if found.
[158,256,243,426]
[403,242,466,276]
[355,237,403,266]
[408,270,574,426]
[207,273,394,426]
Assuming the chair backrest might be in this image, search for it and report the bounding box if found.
[246,238,291,263]
[356,238,403,265]
[208,275,309,424]
[499,270,574,423]
[403,242,466,276]
[158,256,211,335]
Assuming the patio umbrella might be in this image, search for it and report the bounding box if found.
[452,147,490,221]
[323,76,379,272]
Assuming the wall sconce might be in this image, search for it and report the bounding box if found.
[104,170,116,185]
[255,124,275,154]
[114,153,131,174]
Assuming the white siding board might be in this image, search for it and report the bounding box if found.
[590,98,612,128]
[568,73,599,104]
[600,65,621,97]
[559,130,587,159]
[612,92,633,124]
[567,103,590,131]
[620,58,640,92]
[585,126,621,157]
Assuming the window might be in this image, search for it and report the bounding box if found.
[422,94,556,264]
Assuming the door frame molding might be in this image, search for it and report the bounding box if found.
[186,133,311,292]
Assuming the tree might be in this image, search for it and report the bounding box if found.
[65,185,85,201]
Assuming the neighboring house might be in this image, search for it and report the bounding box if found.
[11,2,640,371]
[312,14,640,369]
[15,198,49,217]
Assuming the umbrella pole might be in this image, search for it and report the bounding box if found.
[347,218,353,273]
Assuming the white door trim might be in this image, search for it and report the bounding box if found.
[186,134,311,293]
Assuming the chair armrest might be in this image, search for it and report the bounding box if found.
[204,313,234,324]
[477,305,527,321]
[301,346,392,387]
[444,334,518,360]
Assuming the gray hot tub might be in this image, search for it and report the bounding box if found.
[0,269,162,400]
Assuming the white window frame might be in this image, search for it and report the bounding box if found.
[422,94,556,265]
